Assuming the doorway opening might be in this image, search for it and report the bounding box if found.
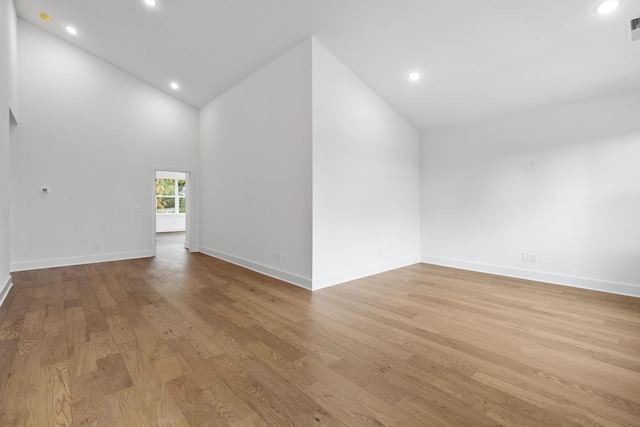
[152,169,192,257]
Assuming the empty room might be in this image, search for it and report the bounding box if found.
[1,0,639,426]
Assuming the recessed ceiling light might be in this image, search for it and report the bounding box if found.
[597,0,619,14]
[408,71,421,82]
[169,81,180,90]
[144,0,157,7]
[39,12,51,22]
[65,25,78,35]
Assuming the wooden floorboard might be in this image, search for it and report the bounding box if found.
[0,232,639,426]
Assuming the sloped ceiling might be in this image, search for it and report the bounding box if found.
[15,0,640,131]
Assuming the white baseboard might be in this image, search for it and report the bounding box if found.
[312,255,421,291]
[0,275,13,308]
[198,246,312,290]
[10,250,155,272]
[421,256,640,298]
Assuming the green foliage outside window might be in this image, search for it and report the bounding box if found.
[156,179,175,196]
[156,178,186,213]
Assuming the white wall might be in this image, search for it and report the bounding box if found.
[421,90,640,297]
[198,39,313,288]
[10,20,198,271]
[156,170,186,233]
[1,0,18,305]
[156,215,186,233]
[311,39,421,289]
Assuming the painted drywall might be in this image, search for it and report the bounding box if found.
[1,0,18,305]
[8,4,17,116]
[10,20,198,271]
[156,214,186,233]
[421,90,640,297]
[156,171,187,233]
[311,39,421,289]
[198,39,313,288]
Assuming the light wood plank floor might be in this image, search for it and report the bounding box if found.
[1,233,639,426]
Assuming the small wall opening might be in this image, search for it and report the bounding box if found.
[155,171,187,233]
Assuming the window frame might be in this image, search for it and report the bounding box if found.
[156,178,186,214]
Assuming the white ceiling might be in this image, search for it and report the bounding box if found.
[15,0,640,131]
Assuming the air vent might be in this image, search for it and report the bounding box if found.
[630,17,640,42]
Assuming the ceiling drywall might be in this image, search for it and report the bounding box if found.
[15,0,640,131]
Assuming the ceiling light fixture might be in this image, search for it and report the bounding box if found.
[169,81,180,90]
[65,25,78,35]
[408,71,421,82]
[597,0,619,14]
[144,0,157,7]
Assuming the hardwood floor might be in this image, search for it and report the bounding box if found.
[1,234,639,426]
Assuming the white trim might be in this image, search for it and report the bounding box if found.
[156,226,187,233]
[10,250,154,272]
[421,256,640,298]
[312,256,421,291]
[199,245,312,290]
[0,275,13,308]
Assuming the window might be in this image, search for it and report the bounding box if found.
[156,178,186,214]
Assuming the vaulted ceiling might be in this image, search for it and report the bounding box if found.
[15,0,640,131]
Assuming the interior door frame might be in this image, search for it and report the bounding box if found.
[150,166,199,256]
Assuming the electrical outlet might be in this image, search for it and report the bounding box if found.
[94,242,100,249]
[276,252,282,262]
[523,252,531,261]
[530,253,538,263]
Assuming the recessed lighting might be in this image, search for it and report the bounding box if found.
[144,0,157,7]
[408,71,421,82]
[597,0,619,14]
[169,81,180,90]
[39,12,51,22]
[65,25,78,35]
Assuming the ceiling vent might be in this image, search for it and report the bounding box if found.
[630,17,640,42]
